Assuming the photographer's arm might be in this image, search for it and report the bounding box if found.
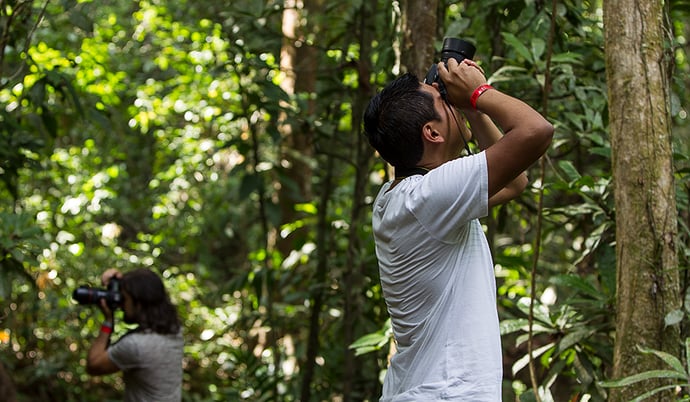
[86,329,119,375]
[464,110,528,207]
[86,300,119,375]
[438,59,553,197]
[472,90,552,198]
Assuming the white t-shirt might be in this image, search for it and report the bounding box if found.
[372,152,502,401]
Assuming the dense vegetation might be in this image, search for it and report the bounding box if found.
[1,0,689,401]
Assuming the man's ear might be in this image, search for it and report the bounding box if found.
[422,123,444,143]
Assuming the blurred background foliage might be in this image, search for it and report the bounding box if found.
[0,0,689,401]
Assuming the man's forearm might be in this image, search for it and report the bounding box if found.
[464,110,503,150]
[465,109,529,206]
[465,109,528,185]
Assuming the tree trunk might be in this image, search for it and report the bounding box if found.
[280,1,322,401]
[278,0,317,254]
[604,1,680,401]
[400,0,438,77]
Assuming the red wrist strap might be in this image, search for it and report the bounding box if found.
[470,84,494,110]
[100,324,113,334]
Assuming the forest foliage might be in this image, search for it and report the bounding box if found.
[1,0,690,401]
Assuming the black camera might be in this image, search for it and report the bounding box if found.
[72,278,122,309]
[424,37,476,98]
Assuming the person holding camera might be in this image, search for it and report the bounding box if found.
[362,41,553,400]
[84,268,184,401]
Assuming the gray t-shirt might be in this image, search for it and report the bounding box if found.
[108,329,184,402]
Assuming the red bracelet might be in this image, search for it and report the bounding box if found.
[100,324,113,334]
[470,84,494,110]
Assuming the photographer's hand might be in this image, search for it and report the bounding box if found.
[440,59,552,201]
[99,269,119,323]
[99,298,115,323]
[437,58,487,109]
[101,268,122,287]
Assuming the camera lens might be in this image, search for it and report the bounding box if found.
[72,285,122,308]
[72,286,108,305]
[423,37,476,99]
[440,38,476,64]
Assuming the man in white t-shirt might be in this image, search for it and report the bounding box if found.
[362,57,553,401]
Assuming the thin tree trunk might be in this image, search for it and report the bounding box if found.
[604,1,680,400]
[280,1,322,400]
[341,3,379,399]
[301,157,333,402]
[400,0,438,77]
[278,0,317,255]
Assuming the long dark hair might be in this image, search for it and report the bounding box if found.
[121,268,180,335]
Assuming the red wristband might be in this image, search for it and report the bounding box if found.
[470,84,494,110]
[100,324,113,334]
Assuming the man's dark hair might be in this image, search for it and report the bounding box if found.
[121,269,180,335]
[363,73,441,168]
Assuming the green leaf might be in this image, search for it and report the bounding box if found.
[558,160,581,183]
[530,38,545,60]
[629,384,690,402]
[637,344,687,374]
[516,297,552,325]
[599,369,687,388]
[512,342,555,375]
[665,309,685,327]
[500,318,529,335]
[349,331,391,357]
[555,329,595,356]
[550,274,602,300]
[349,332,388,350]
[502,32,533,63]
[551,52,583,65]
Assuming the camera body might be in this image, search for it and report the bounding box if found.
[72,278,123,309]
[424,37,476,98]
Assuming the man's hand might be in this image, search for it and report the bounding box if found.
[437,58,488,109]
[439,53,553,200]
